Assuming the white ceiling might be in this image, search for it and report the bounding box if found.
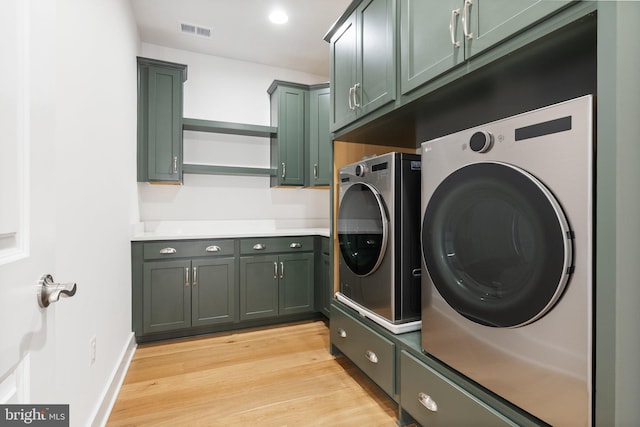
[130,0,352,78]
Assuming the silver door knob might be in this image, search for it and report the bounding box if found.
[37,274,77,308]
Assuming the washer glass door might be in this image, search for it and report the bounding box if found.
[338,182,389,276]
[422,162,573,327]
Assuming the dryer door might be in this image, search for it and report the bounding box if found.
[421,162,573,327]
[338,182,389,277]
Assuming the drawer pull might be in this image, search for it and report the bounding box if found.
[253,243,266,250]
[365,350,378,364]
[160,247,177,255]
[418,392,438,412]
[289,242,302,249]
[205,245,221,252]
[338,328,347,338]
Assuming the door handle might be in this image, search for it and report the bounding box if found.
[279,261,284,279]
[462,0,473,40]
[37,274,77,308]
[449,8,461,48]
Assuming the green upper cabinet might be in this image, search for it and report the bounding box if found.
[330,0,396,131]
[399,0,573,95]
[137,57,187,183]
[269,82,308,187]
[308,84,332,187]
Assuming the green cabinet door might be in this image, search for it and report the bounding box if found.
[467,0,573,59]
[137,57,187,183]
[142,259,191,334]
[400,0,464,94]
[240,255,279,320]
[330,0,395,131]
[330,12,358,130]
[400,0,573,95]
[308,85,331,187]
[191,257,236,327]
[357,0,396,116]
[315,237,332,318]
[278,253,314,316]
[270,83,307,187]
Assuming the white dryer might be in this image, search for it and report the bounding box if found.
[420,96,594,426]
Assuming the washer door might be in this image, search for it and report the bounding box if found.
[421,162,573,327]
[338,182,389,277]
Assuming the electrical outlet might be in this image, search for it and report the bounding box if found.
[90,336,96,366]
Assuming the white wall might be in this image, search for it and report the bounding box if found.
[52,0,139,425]
[138,44,331,224]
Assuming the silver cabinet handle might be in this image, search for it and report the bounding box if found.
[462,0,473,40]
[253,243,266,250]
[281,162,286,179]
[353,83,361,108]
[313,164,318,180]
[338,328,347,338]
[185,267,190,287]
[289,242,302,249]
[418,392,439,412]
[160,247,177,254]
[279,261,284,279]
[449,8,461,48]
[348,86,354,110]
[273,262,278,279]
[365,350,378,364]
[37,274,77,308]
[193,266,197,287]
[172,155,178,174]
[206,245,221,252]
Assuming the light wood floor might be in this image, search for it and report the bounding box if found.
[107,320,398,426]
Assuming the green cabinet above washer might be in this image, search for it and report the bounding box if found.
[137,57,187,183]
[399,0,573,94]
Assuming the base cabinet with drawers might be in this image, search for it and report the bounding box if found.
[132,235,326,342]
[330,300,543,427]
[239,236,315,320]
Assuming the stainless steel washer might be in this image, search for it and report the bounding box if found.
[337,152,422,333]
[420,96,594,426]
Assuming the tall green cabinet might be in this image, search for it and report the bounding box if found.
[137,57,187,183]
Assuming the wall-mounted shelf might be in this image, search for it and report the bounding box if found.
[182,164,276,176]
[182,118,277,177]
[182,118,277,138]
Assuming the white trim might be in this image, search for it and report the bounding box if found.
[336,292,421,334]
[89,333,137,427]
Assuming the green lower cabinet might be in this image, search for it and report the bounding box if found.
[143,259,191,334]
[400,351,515,427]
[278,253,314,315]
[191,258,236,327]
[142,257,235,334]
[240,252,314,321]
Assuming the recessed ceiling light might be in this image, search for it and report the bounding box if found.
[269,10,288,25]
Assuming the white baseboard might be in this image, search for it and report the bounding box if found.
[90,332,137,427]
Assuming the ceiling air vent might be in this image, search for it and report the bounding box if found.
[179,22,212,38]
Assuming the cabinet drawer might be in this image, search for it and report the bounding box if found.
[240,236,313,255]
[400,351,514,427]
[331,306,395,397]
[143,239,235,260]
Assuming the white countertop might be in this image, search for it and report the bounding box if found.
[131,220,331,241]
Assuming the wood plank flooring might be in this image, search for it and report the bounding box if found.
[107,320,398,426]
